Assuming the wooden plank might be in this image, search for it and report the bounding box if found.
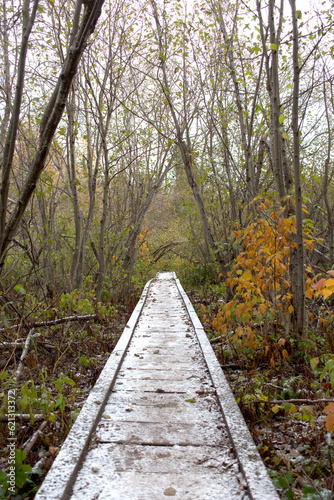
[71,444,246,500]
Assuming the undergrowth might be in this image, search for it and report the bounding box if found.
[192,201,334,499]
[0,289,133,498]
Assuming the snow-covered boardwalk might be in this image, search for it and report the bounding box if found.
[36,272,278,500]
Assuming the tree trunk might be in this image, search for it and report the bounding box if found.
[289,0,305,335]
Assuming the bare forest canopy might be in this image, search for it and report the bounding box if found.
[0,0,333,323]
[2,2,334,498]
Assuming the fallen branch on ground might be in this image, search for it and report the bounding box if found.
[23,421,47,453]
[14,328,35,382]
[0,314,98,333]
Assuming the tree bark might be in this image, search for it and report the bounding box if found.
[289,0,305,335]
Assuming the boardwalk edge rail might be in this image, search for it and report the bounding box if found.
[174,273,279,500]
[35,279,153,500]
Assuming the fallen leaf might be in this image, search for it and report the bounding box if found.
[164,487,177,496]
[323,403,334,431]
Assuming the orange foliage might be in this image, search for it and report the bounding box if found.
[212,201,317,355]
[136,228,151,263]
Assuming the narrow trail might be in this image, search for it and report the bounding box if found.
[36,272,278,500]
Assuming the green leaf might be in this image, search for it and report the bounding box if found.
[296,10,302,19]
[15,449,27,464]
[285,472,295,485]
[320,366,328,381]
[14,284,26,295]
[270,43,277,50]
[61,377,76,386]
[278,476,290,488]
[15,470,27,488]
[19,395,29,411]
[286,487,295,499]
[282,132,288,139]
[279,114,285,124]
[330,371,334,388]
[185,398,196,403]
[21,464,32,473]
[55,393,65,412]
[0,470,9,490]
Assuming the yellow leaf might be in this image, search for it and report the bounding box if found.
[325,278,334,287]
[259,303,267,314]
[322,287,334,300]
[242,269,253,281]
[288,305,294,314]
[270,356,275,369]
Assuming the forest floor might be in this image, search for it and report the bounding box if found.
[1,285,334,499]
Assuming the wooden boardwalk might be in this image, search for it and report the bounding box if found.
[36,272,278,500]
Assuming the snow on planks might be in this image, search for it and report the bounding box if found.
[36,272,278,500]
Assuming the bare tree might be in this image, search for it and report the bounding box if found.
[0,0,105,268]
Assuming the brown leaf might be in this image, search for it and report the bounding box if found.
[323,403,334,431]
